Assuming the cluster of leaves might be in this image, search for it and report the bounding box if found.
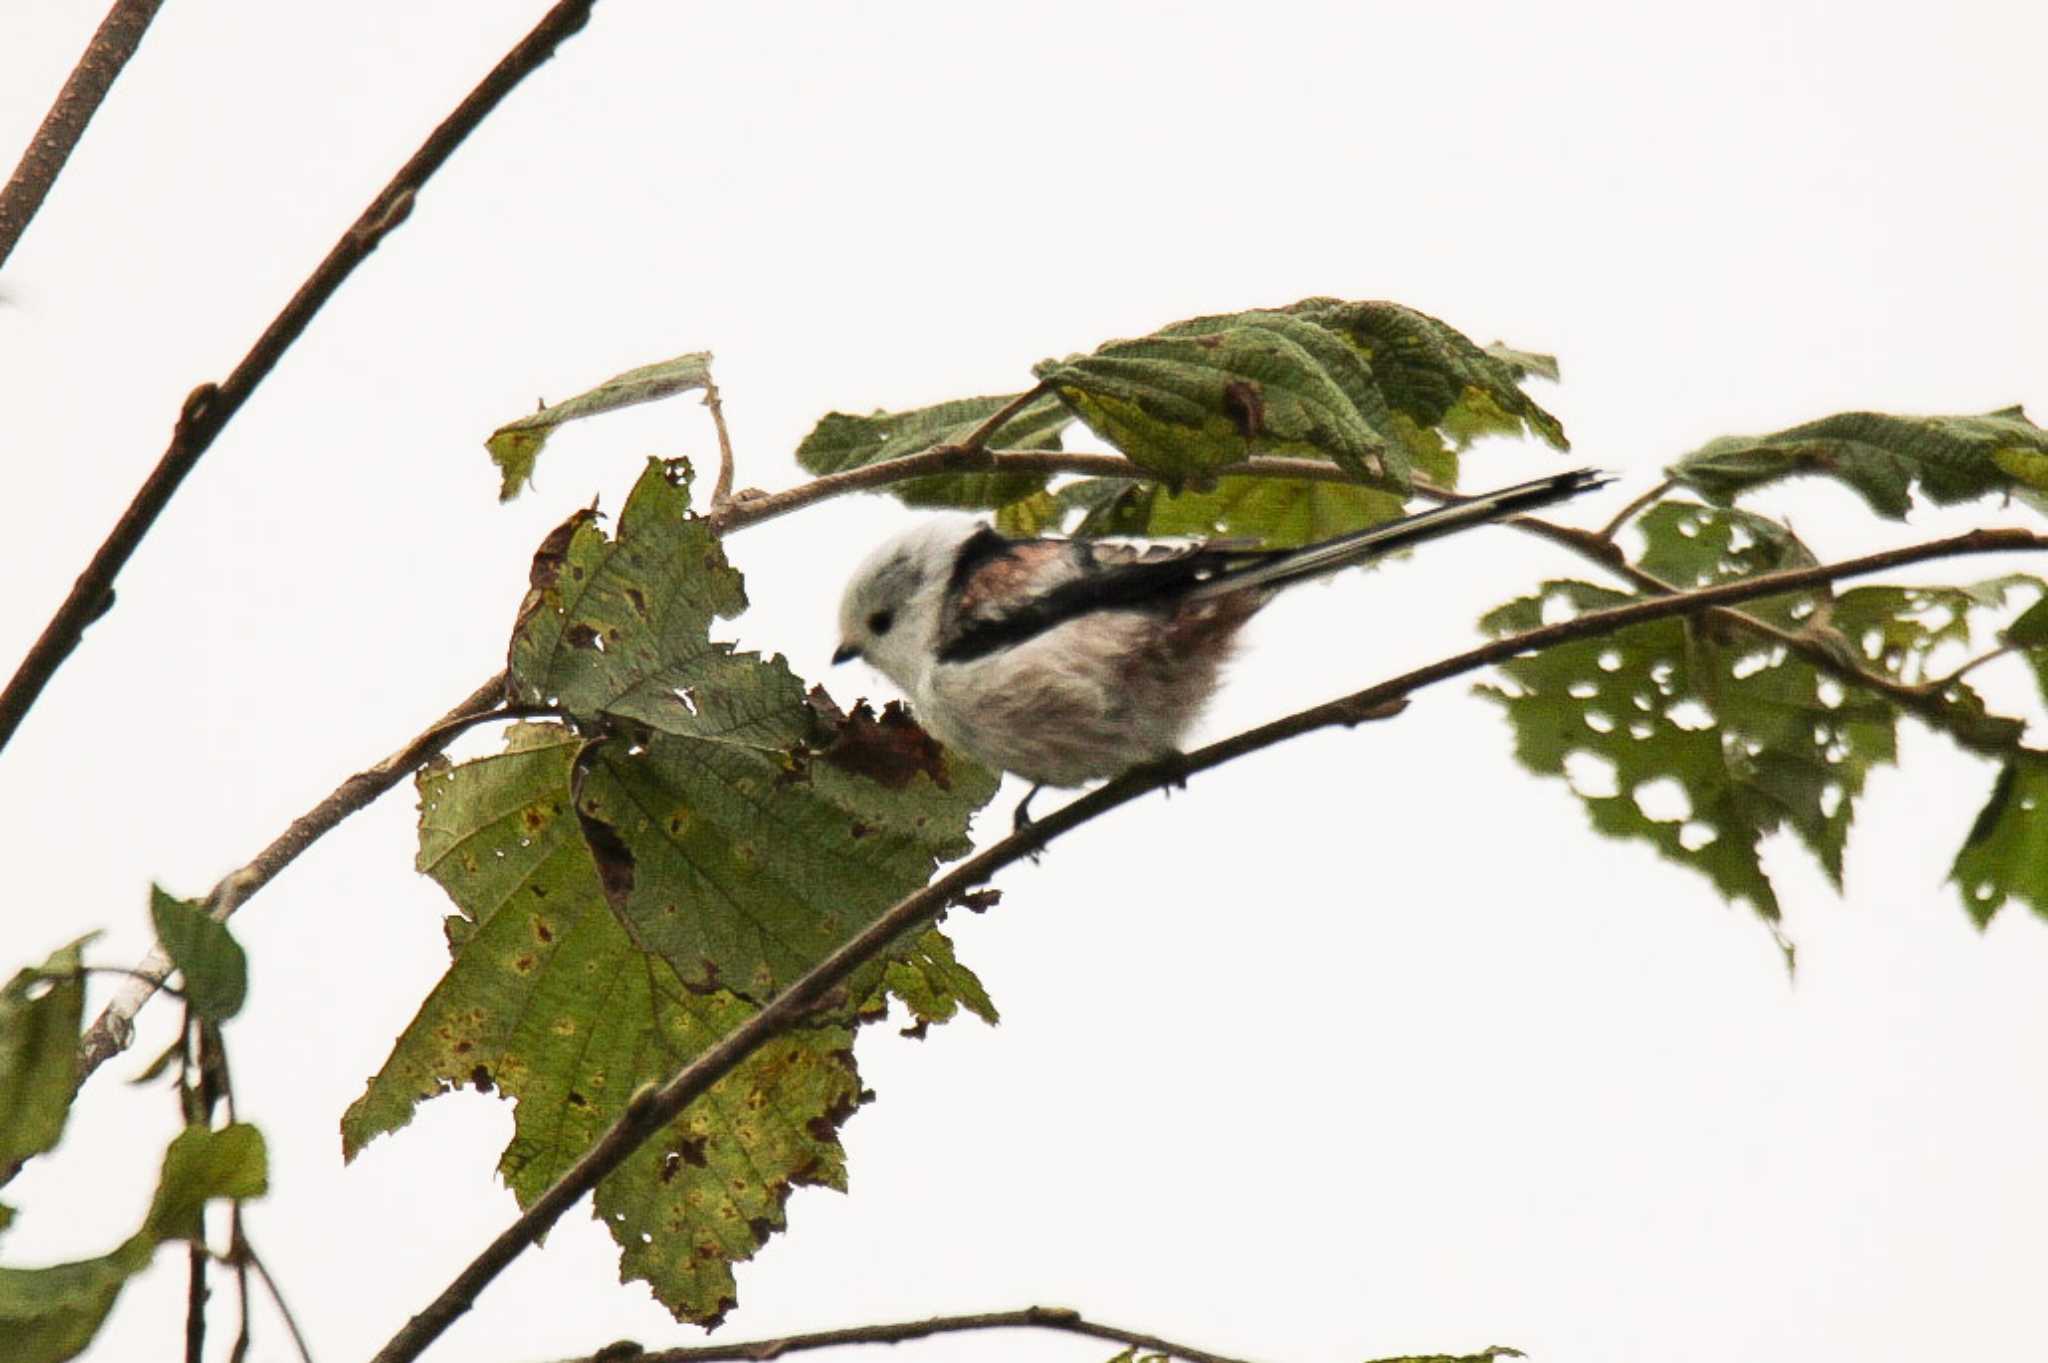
[792,298,1569,547]
[1,897,262,1363]
[342,459,1000,1325]
[1480,408,2048,938]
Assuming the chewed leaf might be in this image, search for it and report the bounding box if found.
[508,458,810,745]
[1669,405,2048,518]
[487,352,714,501]
[1951,759,2048,926]
[346,722,990,1326]
[795,392,1071,510]
[1480,579,1896,918]
[1632,501,1821,627]
[576,699,996,998]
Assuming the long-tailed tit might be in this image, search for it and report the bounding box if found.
[834,469,1613,814]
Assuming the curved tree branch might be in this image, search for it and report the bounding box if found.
[0,0,598,758]
[369,524,2048,1363]
[546,1305,1258,1363]
[0,0,166,272]
[68,675,520,1086]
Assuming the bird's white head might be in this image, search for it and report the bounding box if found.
[832,514,986,696]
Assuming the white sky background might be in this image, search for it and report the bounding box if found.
[4,3,2047,1361]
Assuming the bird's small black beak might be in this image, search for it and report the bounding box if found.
[831,643,860,665]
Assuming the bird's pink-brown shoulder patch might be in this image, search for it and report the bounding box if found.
[954,539,1071,617]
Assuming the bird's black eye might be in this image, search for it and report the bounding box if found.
[867,609,894,636]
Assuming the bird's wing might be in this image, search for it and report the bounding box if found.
[935,531,1275,664]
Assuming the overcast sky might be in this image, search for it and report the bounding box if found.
[5,4,2048,1362]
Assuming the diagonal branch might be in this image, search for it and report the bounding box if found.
[0,0,166,272]
[369,525,2048,1363]
[0,0,598,759]
[67,676,521,1086]
[544,1305,1258,1363]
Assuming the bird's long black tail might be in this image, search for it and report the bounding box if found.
[1188,468,1615,599]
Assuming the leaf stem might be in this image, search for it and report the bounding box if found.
[0,0,598,759]
[703,377,736,511]
[368,524,2048,1363]
[542,1305,1259,1363]
[1595,476,1677,540]
[0,0,166,272]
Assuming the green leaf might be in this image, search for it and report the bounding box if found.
[1950,758,2048,926]
[869,929,999,1031]
[148,887,246,1021]
[0,938,91,1175]
[576,697,995,998]
[486,352,715,502]
[1631,501,1821,627]
[1479,505,1905,922]
[794,392,1071,510]
[1285,299,1568,455]
[508,458,810,745]
[142,1123,268,1241]
[1069,475,1406,549]
[1039,310,1399,488]
[1669,405,2048,518]
[2005,591,2048,648]
[0,1123,265,1363]
[1480,498,2048,932]
[345,723,981,1325]
[0,1238,150,1363]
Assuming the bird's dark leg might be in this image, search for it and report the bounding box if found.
[1139,750,1192,798]
[1011,783,1045,835]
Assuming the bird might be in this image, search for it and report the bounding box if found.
[833,468,1614,823]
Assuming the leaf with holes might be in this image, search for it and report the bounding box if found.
[1478,505,1912,926]
[1631,501,1821,627]
[0,1123,265,1363]
[1668,405,2048,518]
[1950,758,2048,926]
[1481,579,1892,926]
[508,458,811,744]
[794,392,1071,511]
[345,719,995,1325]
[487,352,715,502]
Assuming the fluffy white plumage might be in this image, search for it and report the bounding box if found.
[834,470,1612,790]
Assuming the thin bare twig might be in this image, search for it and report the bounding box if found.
[1925,642,2019,694]
[703,378,737,511]
[0,0,598,758]
[955,382,1051,455]
[548,1305,1259,1363]
[241,1226,318,1363]
[184,1241,209,1363]
[1596,476,1677,540]
[228,1208,253,1363]
[370,525,2047,1363]
[71,674,513,1085]
[0,0,166,271]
